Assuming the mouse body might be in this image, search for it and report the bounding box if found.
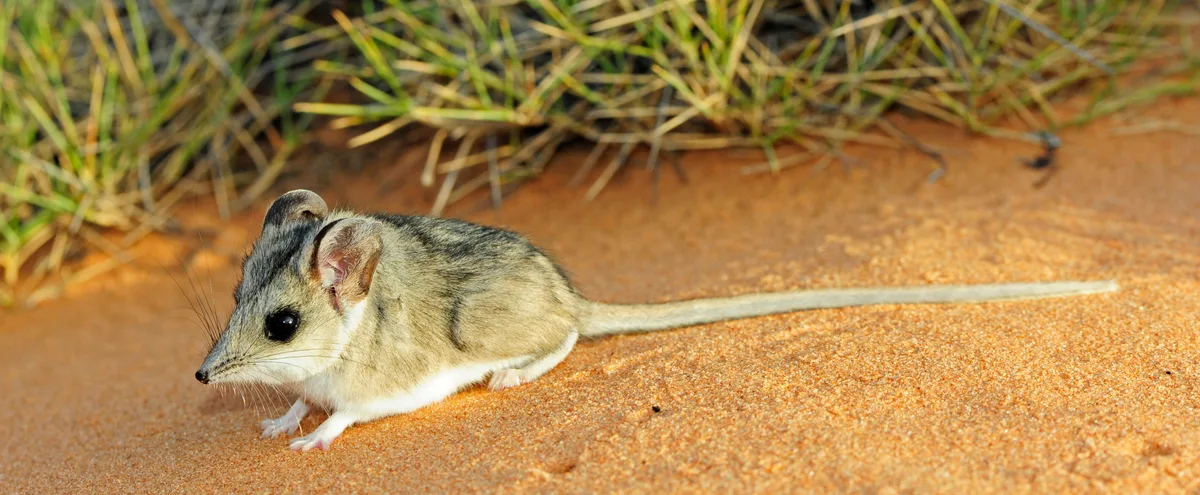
[194,189,1118,452]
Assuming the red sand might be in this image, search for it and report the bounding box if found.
[3,96,1200,494]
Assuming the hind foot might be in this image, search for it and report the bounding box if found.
[488,330,579,392]
[489,369,523,390]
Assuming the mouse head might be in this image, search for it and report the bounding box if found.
[194,189,383,387]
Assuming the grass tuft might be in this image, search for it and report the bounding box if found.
[295,0,1198,205]
[0,0,323,306]
[1,0,1197,308]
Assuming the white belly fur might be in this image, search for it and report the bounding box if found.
[304,355,534,422]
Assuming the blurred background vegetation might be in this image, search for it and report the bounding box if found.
[1,0,1197,307]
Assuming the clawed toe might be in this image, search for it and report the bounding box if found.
[488,369,523,391]
[260,417,300,439]
[290,432,333,452]
[261,400,310,440]
[282,411,352,452]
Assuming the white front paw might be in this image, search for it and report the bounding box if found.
[285,412,354,452]
[260,415,301,439]
[290,430,336,452]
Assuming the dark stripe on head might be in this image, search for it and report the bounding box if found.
[235,221,320,303]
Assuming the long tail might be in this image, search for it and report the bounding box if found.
[580,280,1119,337]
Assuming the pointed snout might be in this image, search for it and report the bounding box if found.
[195,369,210,384]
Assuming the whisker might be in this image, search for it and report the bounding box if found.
[245,369,292,407]
[249,358,318,376]
[164,315,215,347]
[255,351,369,365]
[253,378,278,416]
[160,258,218,351]
[253,353,403,382]
[186,261,222,347]
[214,366,283,416]
[247,334,393,355]
[177,254,216,337]
[198,245,226,347]
[184,234,217,329]
[255,383,284,416]
[246,382,266,417]
[248,347,403,383]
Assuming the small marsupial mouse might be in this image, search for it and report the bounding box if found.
[194,189,1119,452]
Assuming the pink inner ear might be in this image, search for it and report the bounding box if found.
[319,257,349,289]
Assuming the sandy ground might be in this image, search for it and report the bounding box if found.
[3,95,1200,494]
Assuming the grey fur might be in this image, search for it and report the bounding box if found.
[195,189,1120,451]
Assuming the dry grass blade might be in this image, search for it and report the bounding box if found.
[297,0,1191,216]
[979,0,1115,75]
[586,140,637,201]
[569,141,611,187]
[5,0,1196,306]
[431,132,480,216]
[1,0,321,307]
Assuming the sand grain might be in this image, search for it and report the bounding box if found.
[3,98,1200,494]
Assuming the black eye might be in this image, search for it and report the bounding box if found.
[265,309,300,342]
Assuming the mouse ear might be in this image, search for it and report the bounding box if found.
[263,189,328,231]
[308,218,383,311]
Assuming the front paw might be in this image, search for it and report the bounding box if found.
[286,412,354,452]
[261,416,301,439]
[290,431,336,452]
